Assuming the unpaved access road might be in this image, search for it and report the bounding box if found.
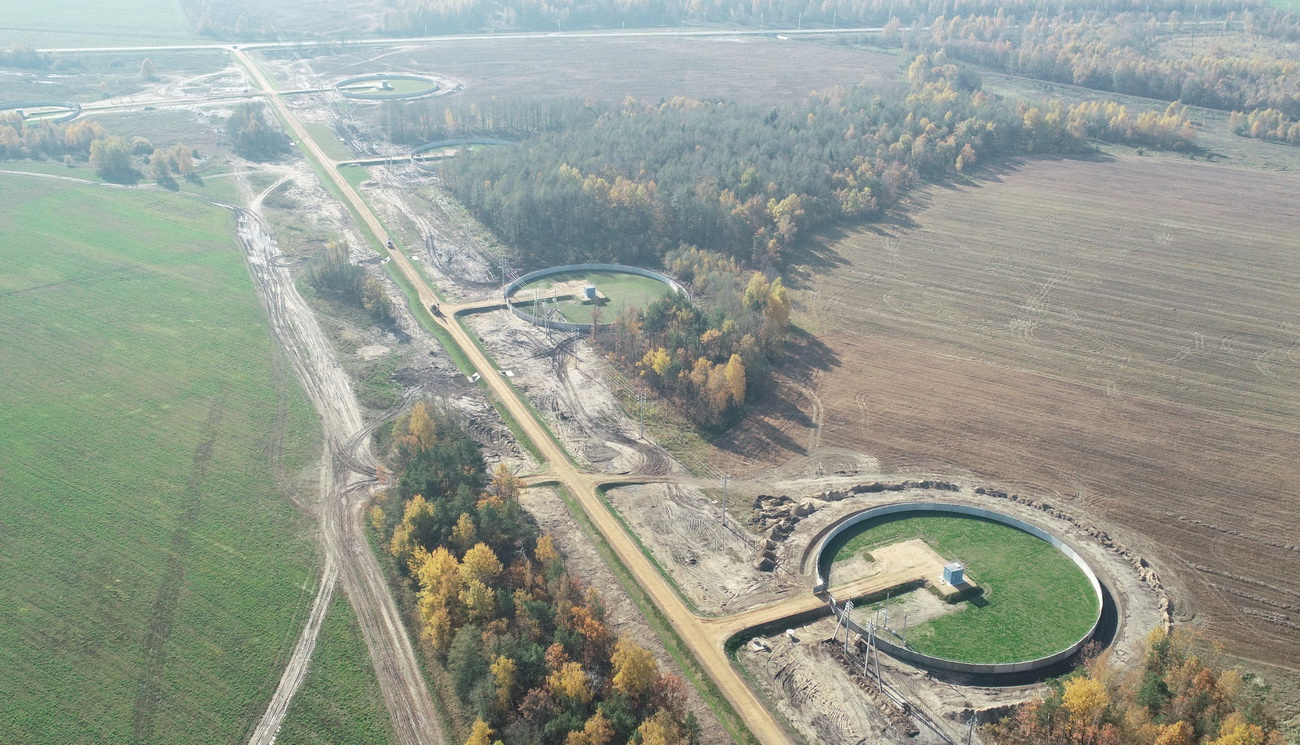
[235,47,799,745]
[234,56,447,745]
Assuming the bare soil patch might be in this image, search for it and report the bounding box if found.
[725,155,1300,669]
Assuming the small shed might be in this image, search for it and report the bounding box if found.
[943,561,965,585]
[584,284,598,300]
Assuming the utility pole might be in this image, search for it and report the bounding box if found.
[637,391,646,438]
[720,474,729,526]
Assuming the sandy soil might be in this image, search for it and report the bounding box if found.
[736,615,1030,745]
[607,482,795,615]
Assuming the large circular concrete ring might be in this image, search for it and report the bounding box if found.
[811,501,1105,675]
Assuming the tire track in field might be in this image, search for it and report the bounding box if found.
[130,400,225,745]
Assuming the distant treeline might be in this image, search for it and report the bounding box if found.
[371,0,1264,35]
[907,13,1300,118]
[380,97,598,145]
[1230,108,1300,146]
[437,55,1194,272]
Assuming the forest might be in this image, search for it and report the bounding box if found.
[374,404,700,745]
[906,14,1300,118]
[437,54,1194,273]
[369,0,1262,37]
[986,630,1289,745]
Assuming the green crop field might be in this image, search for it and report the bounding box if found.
[0,174,323,743]
[514,270,675,324]
[828,513,1098,664]
[274,596,396,745]
[0,0,192,47]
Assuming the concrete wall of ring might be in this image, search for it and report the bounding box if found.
[814,501,1105,675]
[410,138,515,172]
[1,101,81,124]
[503,263,689,333]
[335,74,441,100]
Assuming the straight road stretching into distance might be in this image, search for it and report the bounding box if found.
[232,46,808,745]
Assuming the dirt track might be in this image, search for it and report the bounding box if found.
[235,47,804,745]
[234,56,446,745]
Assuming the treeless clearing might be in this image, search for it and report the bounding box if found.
[720,155,1300,668]
[302,36,902,107]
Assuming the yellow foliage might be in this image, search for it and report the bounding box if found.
[490,462,522,502]
[634,709,683,745]
[1210,723,1269,745]
[1062,675,1109,727]
[1154,720,1194,745]
[460,543,503,585]
[490,655,517,710]
[724,353,747,405]
[548,660,592,705]
[611,636,659,699]
[463,719,494,745]
[452,512,476,554]
[535,534,559,565]
[638,347,672,378]
[459,578,496,624]
[413,545,461,609]
[407,402,438,449]
[580,710,614,745]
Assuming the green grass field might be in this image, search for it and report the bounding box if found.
[828,513,1098,664]
[338,77,440,97]
[0,0,192,47]
[0,174,323,743]
[274,596,397,745]
[514,270,674,324]
[305,123,354,162]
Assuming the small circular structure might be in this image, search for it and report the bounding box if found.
[0,101,81,124]
[409,137,515,171]
[812,501,1105,675]
[335,74,441,100]
[504,263,688,333]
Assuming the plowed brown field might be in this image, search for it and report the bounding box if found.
[725,155,1300,668]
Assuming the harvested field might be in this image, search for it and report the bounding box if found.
[727,154,1300,668]
[294,36,902,108]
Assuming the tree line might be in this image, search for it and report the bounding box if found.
[438,54,1194,273]
[0,114,198,187]
[1230,108,1300,146]
[906,13,1300,118]
[986,629,1288,745]
[368,0,1258,36]
[374,403,701,745]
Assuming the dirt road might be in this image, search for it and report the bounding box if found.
[234,47,800,745]
[226,170,445,745]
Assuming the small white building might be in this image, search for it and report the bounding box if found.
[943,561,965,585]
